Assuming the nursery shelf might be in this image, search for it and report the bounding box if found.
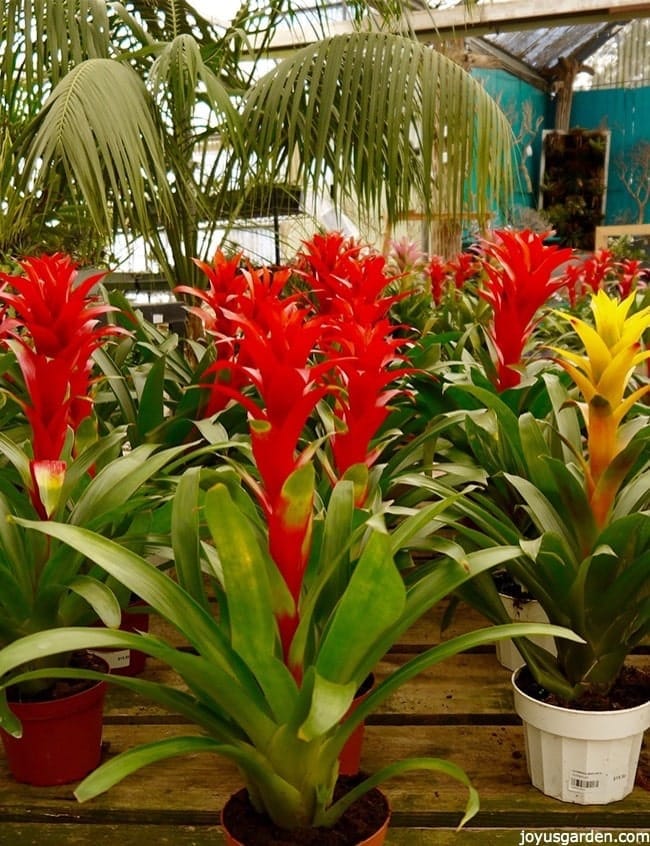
[1,605,648,846]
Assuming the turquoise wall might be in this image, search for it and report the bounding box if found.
[572,87,650,224]
[472,68,650,226]
[471,68,548,217]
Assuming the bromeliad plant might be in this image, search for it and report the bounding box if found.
[475,229,574,391]
[0,463,579,831]
[0,254,183,696]
[438,288,650,702]
[0,239,580,832]
[173,234,416,670]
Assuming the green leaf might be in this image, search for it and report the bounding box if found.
[205,484,298,719]
[67,575,121,628]
[69,443,185,527]
[315,531,405,685]
[343,622,583,736]
[503,473,574,547]
[0,432,31,489]
[318,756,479,830]
[27,58,174,240]
[172,467,210,611]
[92,347,138,429]
[298,673,358,742]
[0,626,275,748]
[10,521,245,682]
[75,735,226,803]
[136,355,167,438]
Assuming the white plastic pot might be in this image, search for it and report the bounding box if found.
[512,667,650,804]
[495,593,556,671]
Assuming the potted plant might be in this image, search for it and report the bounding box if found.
[0,245,579,841]
[440,288,650,804]
[0,463,578,843]
[0,253,183,784]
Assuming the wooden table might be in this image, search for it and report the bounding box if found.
[1,607,648,845]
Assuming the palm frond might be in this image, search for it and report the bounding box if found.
[241,32,514,228]
[23,58,174,240]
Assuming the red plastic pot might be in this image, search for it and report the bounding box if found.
[339,673,374,776]
[1,677,106,786]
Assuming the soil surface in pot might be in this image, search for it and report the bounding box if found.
[7,650,107,703]
[222,775,389,846]
[517,664,650,711]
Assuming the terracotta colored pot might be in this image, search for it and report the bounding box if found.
[1,677,106,786]
[339,673,374,776]
[221,784,390,846]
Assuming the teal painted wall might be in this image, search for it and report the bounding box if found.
[472,68,650,226]
[572,87,650,224]
[471,68,548,219]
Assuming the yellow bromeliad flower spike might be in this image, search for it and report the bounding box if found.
[553,289,650,526]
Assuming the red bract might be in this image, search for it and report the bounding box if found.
[191,261,336,663]
[0,253,126,514]
[178,250,247,338]
[476,229,573,391]
[618,258,645,298]
[325,320,411,480]
[580,250,615,295]
[563,263,583,308]
[427,255,448,305]
[175,251,249,415]
[448,252,479,290]
[297,230,402,323]
[298,232,412,492]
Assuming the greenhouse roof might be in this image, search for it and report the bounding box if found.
[262,0,650,90]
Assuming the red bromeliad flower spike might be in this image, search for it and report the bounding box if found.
[617,258,645,299]
[296,230,404,323]
[191,259,337,666]
[191,237,413,663]
[298,232,413,498]
[0,253,126,515]
[175,251,249,415]
[427,255,449,306]
[324,320,411,484]
[476,229,573,391]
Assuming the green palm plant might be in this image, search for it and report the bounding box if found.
[1,1,514,288]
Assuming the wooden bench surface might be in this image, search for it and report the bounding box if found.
[1,604,648,845]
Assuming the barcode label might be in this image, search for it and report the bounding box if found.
[570,774,600,790]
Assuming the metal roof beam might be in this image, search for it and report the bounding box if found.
[264,0,650,53]
[405,0,650,38]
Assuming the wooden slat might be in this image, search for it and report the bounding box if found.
[2,723,647,825]
[2,607,648,843]
[0,824,593,846]
[104,650,650,722]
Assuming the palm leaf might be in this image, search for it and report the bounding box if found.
[24,58,174,240]
[241,32,514,227]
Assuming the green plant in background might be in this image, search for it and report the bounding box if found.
[1,1,514,288]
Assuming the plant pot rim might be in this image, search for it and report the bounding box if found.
[511,664,650,738]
